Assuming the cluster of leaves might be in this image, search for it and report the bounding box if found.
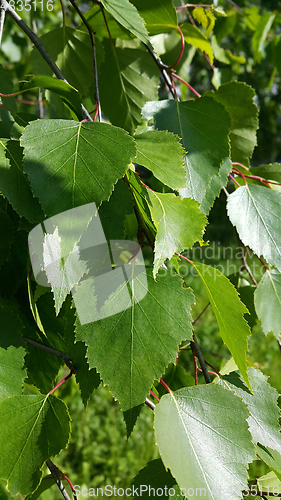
[0,0,281,499]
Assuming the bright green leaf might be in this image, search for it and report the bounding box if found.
[257,445,281,482]
[191,262,251,388]
[257,471,281,496]
[0,346,26,401]
[129,0,178,35]
[200,157,232,214]
[193,8,215,38]
[99,41,159,135]
[154,385,255,500]
[100,0,151,46]
[207,82,258,166]
[0,395,70,496]
[227,185,281,273]
[21,120,136,217]
[254,269,281,338]
[75,269,195,411]
[142,97,230,204]
[0,139,44,223]
[253,13,275,63]
[135,130,186,190]
[220,367,281,453]
[144,190,207,277]
[180,23,214,65]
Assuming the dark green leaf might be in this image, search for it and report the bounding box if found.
[0,346,26,401]
[131,459,177,499]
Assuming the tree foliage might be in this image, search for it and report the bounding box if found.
[0,0,281,499]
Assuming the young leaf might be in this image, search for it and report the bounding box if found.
[0,394,70,496]
[75,269,195,411]
[129,0,178,35]
[0,139,44,223]
[180,24,214,65]
[154,385,255,500]
[126,169,156,244]
[256,444,281,481]
[99,41,159,135]
[135,130,186,190]
[142,97,231,204]
[21,120,136,217]
[254,269,281,338]
[220,367,281,453]
[227,185,281,272]
[191,262,251,388]
[207,82,258,166]
[99,0,151,46]
[144,190,207,277]
[0,346,26,401]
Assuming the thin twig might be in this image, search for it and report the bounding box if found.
[2,0,92,121]
[192,302,210,325]
[241,249,258,286]
[22,336,76,372]
[68,0,101,121]
[191,334,211,383]
[144,43,177,99]
[46,460,73,500]
[145,397,155,410]
[0,6,5,45]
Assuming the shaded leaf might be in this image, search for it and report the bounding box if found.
[144,190,207,277]
[249,163,281,184]
[200,157,232,214]
[70,341,100,408]
[75,269,195,410]
[21,120,136,217]
[192,262,251,388]
[207,82,258,166]
[99,41,159,135]
[0,346,26,401]
[100,0,150,46]
[0,139,44,223]
[254,269,281,338]
[0,208,14,267]
[257,444,281,482]
[123,404,143,439]
[154,385,255,500]
[252,13,275,63]
[142,97,230,204]
[99,179,134,240]
[85,4,133,40]
[227,185,281,272]
[126,169,156,244]
[135,130,186,190]
[130,0,178,35]
[131,459,177,499]
[0,395,70,496]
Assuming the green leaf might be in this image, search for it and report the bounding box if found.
[0,300,25,349]
[70,341,100,408]
[85,4,133,40]
[142,97,231,204]
[0,346,26,401]
[257,445,281,482]
[99,41,159,135]
[0,139,44,223]
[191,262,251,388]
[154,385,255,500]
[257,471,281,496]
[220,367,281,453]
[144,190,207,277]
[99,179,135,240]
[19,76,82,120]
[131,459,177,499]
[21,120,136,217]
[0,394,70,496]
[135,130,186,190]
[193,8,215,38]
[99,0,150,46]
[207,82,258,166]
[180,24,214,65]
[123,404,143,439]
[0,208,14,267]
[200,157,232,214]
[252,13,275,63]
[227,185,281,272]
[31,27,102,97]
[126,169,156,244]
[254,269,281,338]
[249,163,281,184]
[129,0,178,35]
[75,269,195,411]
